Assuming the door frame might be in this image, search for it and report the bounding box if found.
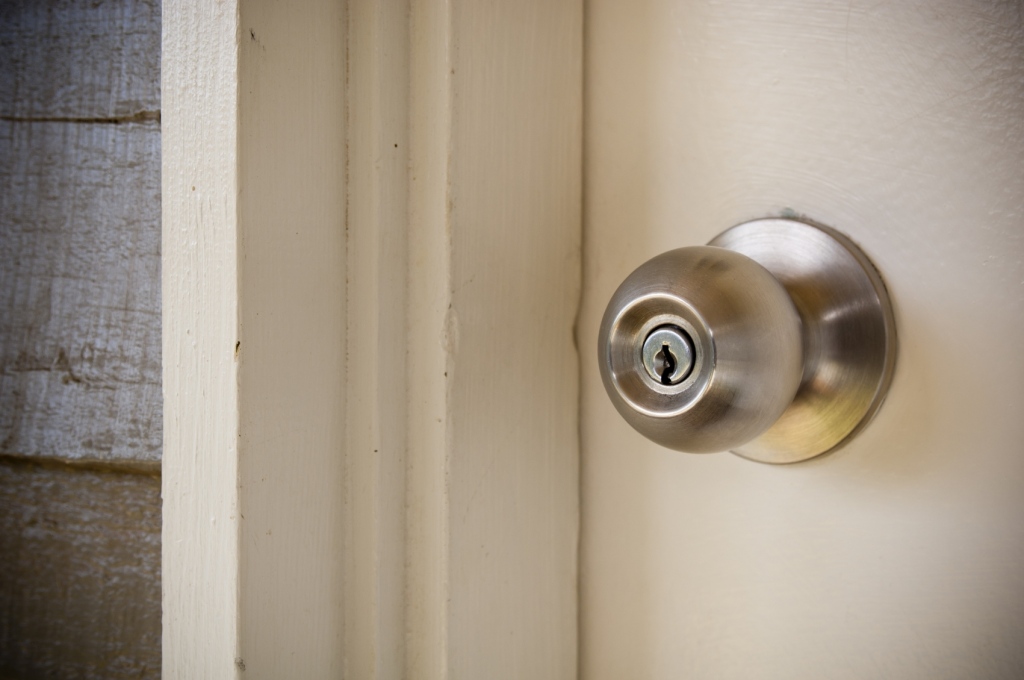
[162,1,583,677]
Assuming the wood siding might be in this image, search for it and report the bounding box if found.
[0,120,161,464]
[0,458,161,678]
[0,0,162,677]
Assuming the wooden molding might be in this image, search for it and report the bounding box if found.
[163,1,581,677]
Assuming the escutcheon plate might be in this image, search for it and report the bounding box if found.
[710,218,897,464]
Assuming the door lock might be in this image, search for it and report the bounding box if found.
[641,326,694,385]
[597,217,897,464]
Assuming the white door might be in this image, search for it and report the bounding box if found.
[164,1,1022,676]
[580,1,1024,678]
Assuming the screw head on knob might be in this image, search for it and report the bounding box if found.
[598,218,897,463]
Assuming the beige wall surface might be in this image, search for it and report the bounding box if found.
[580,1,1024,678]
[0,0,162,677]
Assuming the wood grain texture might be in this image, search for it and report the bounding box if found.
[0,0,163,676]
[581,1,1024,678]
[0,458,161,680]
[0,119,161,463]
[161,1,239,676]
[0,0,161,120]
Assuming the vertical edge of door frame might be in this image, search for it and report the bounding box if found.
[163,1,348,677]
[406,0,452,675]
[345,0,410,676]
[162,3,241,677]
[353,1,584,676]
[407,1,585,677]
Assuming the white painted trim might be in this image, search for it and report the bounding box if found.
[345,0,409,675]
[405,3,583,676]
[164,1,581,676]
[406,1,453,674]
[163,1,346,677]
[162,2,240,676]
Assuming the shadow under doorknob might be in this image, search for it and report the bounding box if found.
[597,217,897,464]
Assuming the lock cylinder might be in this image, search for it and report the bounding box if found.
[640,325,694,386]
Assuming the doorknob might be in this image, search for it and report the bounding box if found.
[597,217,897,464]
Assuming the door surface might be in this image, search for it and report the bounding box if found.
[580,1,1024,678]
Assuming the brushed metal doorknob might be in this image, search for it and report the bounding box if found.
[598,217,897,464]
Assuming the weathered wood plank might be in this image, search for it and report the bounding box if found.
[0,0,163,676]
[0,0,161,120]
[0,119,162,462]
[0,457,161,680]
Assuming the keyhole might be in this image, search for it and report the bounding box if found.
[654,344,676,385]
[641,325,695,387]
